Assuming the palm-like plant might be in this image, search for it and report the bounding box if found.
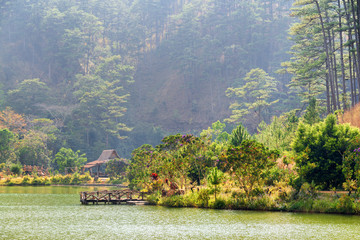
[207,167,224,200]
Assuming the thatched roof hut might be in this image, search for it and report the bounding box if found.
[84,149,124,177]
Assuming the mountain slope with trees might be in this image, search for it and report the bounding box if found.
[0,0,296,159]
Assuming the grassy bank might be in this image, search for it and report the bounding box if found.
[0,173,94,186]
[146,189,360,215]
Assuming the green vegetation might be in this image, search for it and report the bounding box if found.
[124,115,360,215]
[226,68,279,126]
[292,114,360,188]
[0,170,93,186]
[53,148,87,173]
[0,0,360,215]
[207,167,224,200]
[0,0,296,160]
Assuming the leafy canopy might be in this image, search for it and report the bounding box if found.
[225,68,279,125]
[53,147,87,173]
[292,114,360,188]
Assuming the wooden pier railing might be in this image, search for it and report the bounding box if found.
[80,190,147,205]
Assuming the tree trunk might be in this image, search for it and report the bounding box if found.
[331,29,341,110]
[338,0,347,109]
[314,0,334,113]
[350,0,360,102]
[349,50,355,106]
[343,0,357,105]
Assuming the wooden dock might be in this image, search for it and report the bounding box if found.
[80,189,148,205]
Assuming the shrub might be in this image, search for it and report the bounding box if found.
[161,195,186,207]
[61,175,72,184]
[292,114,360,188]
[80,173,92,183]
[43,177,51,185]
[10,163,22,175]
[312,198,337,213]
[267,181,294,202]
[32,177,44,185]
[71,173,81,185]
[196,188,210,207]
[105,159,128,178]
[249,195,276,210]
[0,163,5,171]
[182,192,198,207]
[212,198,227,209]
[336,195,355,214]
[50,175,62,184]
[297,182,318,199]
[6,179,15,186]
[21,176,30,185]
[288,199,314,212]
[229,198,248,210]
[109,178,124,184]
[147,191,161,205]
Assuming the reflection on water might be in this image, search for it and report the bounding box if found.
[1,186,360,239]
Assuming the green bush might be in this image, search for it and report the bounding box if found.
[196,189,210,207]
[336,195,355,214]
[43,177,51,185]
[147,191,161,205]
[288,199,314,212]
[312,198,337,213]
[297,182,318,199]
[10,163,22,175]
[229,197,248,210]
[50,175,62,184]
[71,173,81,185]
[21,176,30,185]
[161,195,186,207]
[80,173,92,183]
[183,193,198,207]
[292,115,360,188]
[61,175,72,184]
[32,177,44,185]
[212,198,227,209]
[6,179,15,186]
[0,163,5,171]
[249,196,276,210]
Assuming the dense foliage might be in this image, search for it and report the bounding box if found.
[53,148,87,173]
[0,0,295,160]
[219,140,279,197]
[292,114,360,188]
[1,0,360,215]
[283,0,360,113]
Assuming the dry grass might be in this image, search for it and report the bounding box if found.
[339,103,360,128]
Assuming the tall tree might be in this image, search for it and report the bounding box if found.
[225,68,279,128]
[7,78,50,116]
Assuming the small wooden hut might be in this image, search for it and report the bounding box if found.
[84,149,122,177]
[23,165,48,176]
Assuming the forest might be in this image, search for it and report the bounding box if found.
[1,0,360,210]
[0,0,296,161]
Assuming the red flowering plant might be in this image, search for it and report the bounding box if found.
[151,173,158,180]
[128,144,159,190]
[128,133,218,193]
[150,173,163,192]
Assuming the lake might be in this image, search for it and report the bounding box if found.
[1,186,360,239]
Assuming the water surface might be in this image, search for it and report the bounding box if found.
[1,186,360,239]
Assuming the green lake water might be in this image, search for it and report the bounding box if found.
[1,186,360,239]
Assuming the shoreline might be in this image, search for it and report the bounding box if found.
[1,184,359,216]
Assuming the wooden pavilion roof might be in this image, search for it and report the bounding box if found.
[84,149,121,169]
